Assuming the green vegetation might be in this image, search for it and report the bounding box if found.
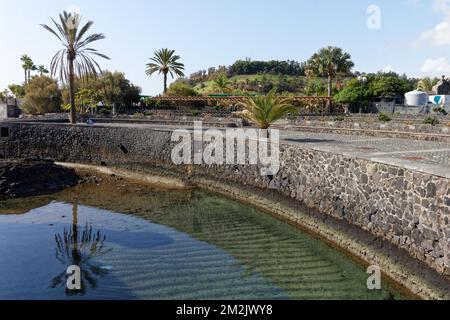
[228,59,305,77]
[423,117,439,126]
[306,46,354,98]
[433,107,448,115]
[146,48,185,94]
[7,84,26,98]
[334,73,415,112]
[234,89,297,129]
[41,11,110,123]
[37,65,49,76]
[212,74,232,93]
[378,112,392,123]
[21,76,61,115]
[334,115,345,122]
[166,82,198,97]
[416,77,439,93]
[20,55,36,84]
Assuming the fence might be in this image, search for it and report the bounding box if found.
[146,96,341,117]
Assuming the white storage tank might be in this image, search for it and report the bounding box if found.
[405,90,429,107]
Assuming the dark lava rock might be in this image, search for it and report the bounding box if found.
[0,160,79,199]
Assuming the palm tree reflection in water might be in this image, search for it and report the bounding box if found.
[51,199,112,296]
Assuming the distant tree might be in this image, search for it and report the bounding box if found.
[234,89,297,129]
[367,73,413,97]
[166,82,198,96]
[41,11,110,123]
[20,55,35,84]
[212,74,232,93]
[37,65,49,76]
[0,89,11,102]
[416,77,438,93]
[95,71,141,113]
[146,48,185,94]
[21,76,61,115]
[333,78,369,109]
[306,46,354,98]
[8,84,26,98]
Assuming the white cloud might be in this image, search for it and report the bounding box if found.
[382,65,396,73]
[406,0,424,8]
[413,0,450,46]
[432,0,450,14]
[420,57,450,73]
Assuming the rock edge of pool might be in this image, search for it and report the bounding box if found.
[1,160,448,300]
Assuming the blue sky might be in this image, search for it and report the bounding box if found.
[1,0,450,95]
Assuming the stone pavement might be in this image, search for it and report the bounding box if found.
[280,131,450,179]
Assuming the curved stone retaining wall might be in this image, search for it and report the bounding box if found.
[1,122,449,277]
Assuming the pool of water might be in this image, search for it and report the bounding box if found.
[0,178,404,300]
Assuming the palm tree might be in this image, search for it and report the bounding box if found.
[20,55,34,84]
[37,65,49,76]
[306,46,354,98]
[50,200,111,295]
[212,73,231,93]
[146,48,185,94]
[234,89,297,129]
[41,11,110,124]
[417,78,435,93]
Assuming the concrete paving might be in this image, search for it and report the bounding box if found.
[280,131,450,178]
[6,120,450,179]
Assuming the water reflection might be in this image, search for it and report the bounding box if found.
[50,199,111,296]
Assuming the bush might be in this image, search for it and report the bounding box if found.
[378,112,392,123]
[191,110,201,117]
[166,82,198,97]
[99,108,112,116]
[334,115,345,122]
[21,76,61,115]
[423,117,439,126]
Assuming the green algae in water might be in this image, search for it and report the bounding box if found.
[0,180,403,300]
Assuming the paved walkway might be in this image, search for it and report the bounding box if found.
[280,131,450,178]
[9,121,450,178]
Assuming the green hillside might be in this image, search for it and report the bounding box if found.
[188,74,347,96]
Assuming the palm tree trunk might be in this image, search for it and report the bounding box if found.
[24,69,27,84]
[28,69,31,83]
[68,58,77,124]
[327,74,333,113]
[163,72,168,94]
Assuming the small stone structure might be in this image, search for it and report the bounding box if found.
[433,76,450,95]
[0,99,20,119]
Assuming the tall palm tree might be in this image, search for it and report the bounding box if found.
[41,11,110,124]
[37,65,49,76]
[146,48,185,94]
[306,46,354,98]
[212,73,231,93]
[234,89,297,129]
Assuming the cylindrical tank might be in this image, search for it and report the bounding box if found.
[405,90,429,107]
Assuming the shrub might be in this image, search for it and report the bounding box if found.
[21,76,61,115]
[433,107,448,115]
[99,108,112,116]
[378,112,392,123]
[334,115,345,122]
[166,82,198,97]
[191,110,201,117]
[423,117,439,126]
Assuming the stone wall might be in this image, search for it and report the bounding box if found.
[1,122,449,276]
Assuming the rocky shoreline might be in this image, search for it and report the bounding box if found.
[0,159,79,199]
